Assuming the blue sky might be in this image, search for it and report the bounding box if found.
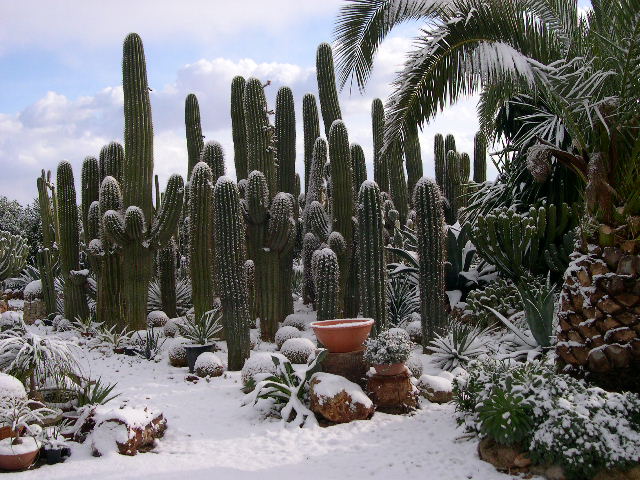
[0,1,589,204]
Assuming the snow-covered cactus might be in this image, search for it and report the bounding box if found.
[200,141,226,180]
[302,93,320,191]
[185,93,204,179]
[231,75,248,181]
[434,133,446,190]
[414,178,446,349]
[213,176,250,370]
[372,98,388,193]
[404,123,423,199]
[473,131,487,183]
[189,162,215,323]
[157,238,177,318]
[357,181,387,334]
[388,140,409,227]
[313,247,339,321]
[57,161,89,320]
[316,43,342,135]
[0,231,28,282]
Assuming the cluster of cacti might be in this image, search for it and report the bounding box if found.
[0,231,28,282]
[462,277,522,328]
[414,178,447,349]
[36,170,58,315]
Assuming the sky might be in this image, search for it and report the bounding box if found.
[0,0,584,205]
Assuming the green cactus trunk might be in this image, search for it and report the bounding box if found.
[350,143,367,200]
[157,238,177,318]
[57,161,89,320]
[185,93,204,180]
[245,259,256,325]
[37,248,56,316]
[473,131,487,183]
[313,247,339,321]
[414,178,446,349]
[99,141,124,184]
[81,156,99,244]
[36,171,57,316]
[213,177,251,370]
[302,93,320,192]
[404,123,423,200]
[316,43,342,135]
[444,134,456,155]
[231,76,248,181]
[434,133,446,191]
[388,140,409,227]
[372,98,389,193]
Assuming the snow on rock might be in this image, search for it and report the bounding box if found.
[309,372,373,423]
[275,325,302,349]
[194,352,225,378]
[241,352,289,385]
[0,372,27,399]
[23,280,42,301]
[147,311,169,328]
[280,337,316,364]
[418,374,453,404]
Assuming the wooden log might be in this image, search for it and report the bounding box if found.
[367,370,418,414]
[321,347,368,388]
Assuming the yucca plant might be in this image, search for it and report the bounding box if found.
[428,321,494,371]
[178,307,223,346]
[386,276,419,328]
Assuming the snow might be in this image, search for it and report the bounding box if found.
[310,372,372,409]
[310,319,373,329]
[280,338,316,364]
[275,325,301,349]
[194,352,224,377]
[0,372,27,399]
[0,311,23,330]
[241,351,289,385]
[0,436,39,455]
[23,280,42,300]
[418,374,453,393]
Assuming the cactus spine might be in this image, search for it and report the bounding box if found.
[213,176,251,370]
[185,93,204,179]
[302,93,320,191]
[313,247,339,321]
[404,123,423,198]
[57,161,89,320]
[388,140,409,226]
[372,98,389,193]
[316,43,342,135]
[357,181,387,334]
[473,131,487,183]
[414,178,446,349]
[157,238,177,318]
[434,133,446,190]
[231,76,248,181]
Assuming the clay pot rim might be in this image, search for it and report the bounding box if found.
[310,318,374,330]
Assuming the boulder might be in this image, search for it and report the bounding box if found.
[367,369,418,413]
[309,372,374,423]
[417,374,453,403]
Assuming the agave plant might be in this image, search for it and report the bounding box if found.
[148,277,192,316]
[178,306,223,346]
[428,321,494,371]
[386,276,420,328]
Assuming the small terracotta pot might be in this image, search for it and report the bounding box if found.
[310,318,374,353]
[373,363,406,376]
[0,445,39,471]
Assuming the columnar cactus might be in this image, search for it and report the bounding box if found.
[357,181,387,334]
[0,231,28,282]
[302,93,320,191]
[444,151,469,223]
[444,133,456,154]
[434,133,446,190]
[414,178,446,349]
[350,143,367,201]
[388,140,409,226]
[56,161,89,320]
[244,259,256,324]
[473,131,487,183]
[99,141,124,183]
[316,43,342,135]
[302,232,321,305]
[157,238,177,318]
[101,33,185,329]
[372,98,389,193]
[313,247,339,321]
[81,156,100,243]
[213,176,251,370]
[36,170,58,316]
[404,123,423,198]
[185,93,204,179]
[200,141,226,180]
[189,162,215,322]
[231,76,248,181]
[36,248,56,314]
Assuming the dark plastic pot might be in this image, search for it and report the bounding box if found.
[184,344,214,373]
[42,447,68,465]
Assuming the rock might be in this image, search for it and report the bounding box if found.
[194,352,225,377]
[309,372,374,423]
[417,374,453,403]
[478,437,529,473]
[367,370,418,413]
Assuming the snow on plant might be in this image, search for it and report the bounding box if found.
[428,321,493,371]
[148,277,193,317]
[364,329,412,365]
[179,306,222,345]
[71,312,103,337]
[242,349,328,427]
[0,395,56,438]
[386,275,420,328]
[135,328,165,361]
[0,328,78,392]
[453,359,640,479]
[67,373,120,407]
[96,325,132,350]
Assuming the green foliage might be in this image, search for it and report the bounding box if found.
[429,321,493,371]
[0,231,29,282]
[67,374,120,407]
[179,307,223,346]
[464,277,522,328]
[386,276,419,328]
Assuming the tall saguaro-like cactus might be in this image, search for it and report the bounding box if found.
[36,170,58,316]
[357,181,387,334]
[81,156,100,243]
[473,131,487,183]
[316,43,342,135]
[372,99,389,193]
[404,123,423,198]
[101,33,184,330]
[57,161,89,321]
[185,93,204,179]
[231,76,248,181]
[414,178,446,350]
[213,176,251,370]
[302,93,321,191]
[388,140,409,227]
[434,133,446,190]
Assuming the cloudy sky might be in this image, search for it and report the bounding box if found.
[0,1,520,204]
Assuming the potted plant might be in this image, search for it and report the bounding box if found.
[97,325,132,354]
[41,422,71,465]
[309,318,374,353]
[0,397,55,471]
[179,306,223,373]
[364,329,412,376]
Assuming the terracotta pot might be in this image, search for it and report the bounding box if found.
[0,440,39,471]
[373,363,406,376]
[310,318,374,353]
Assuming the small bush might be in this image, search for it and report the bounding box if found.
[275,326,301,350]
[194,352,224,377]
[364,329,412,365]
[280,338,316,364]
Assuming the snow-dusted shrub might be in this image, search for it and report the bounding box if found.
[364,329,412,365]
[194,352,225,378]
[405,317,422,344]
[453,359,640,479]
[275,325,302,350]
[463,277,522,328]
[282,314,308,331]
[405,353,423,378]
[168,343,187,368]
[163,318,185,338]
[0,373,26,399]
[55,318,72,332]
[23,280,42,301]
[280,338,316,364]
[241,352,290,387]
[428,321,492,371]
[147,310,169,328]
[0,311,24,333]
[388,327,410,342]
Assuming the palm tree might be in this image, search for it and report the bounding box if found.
[335,0,640,391]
